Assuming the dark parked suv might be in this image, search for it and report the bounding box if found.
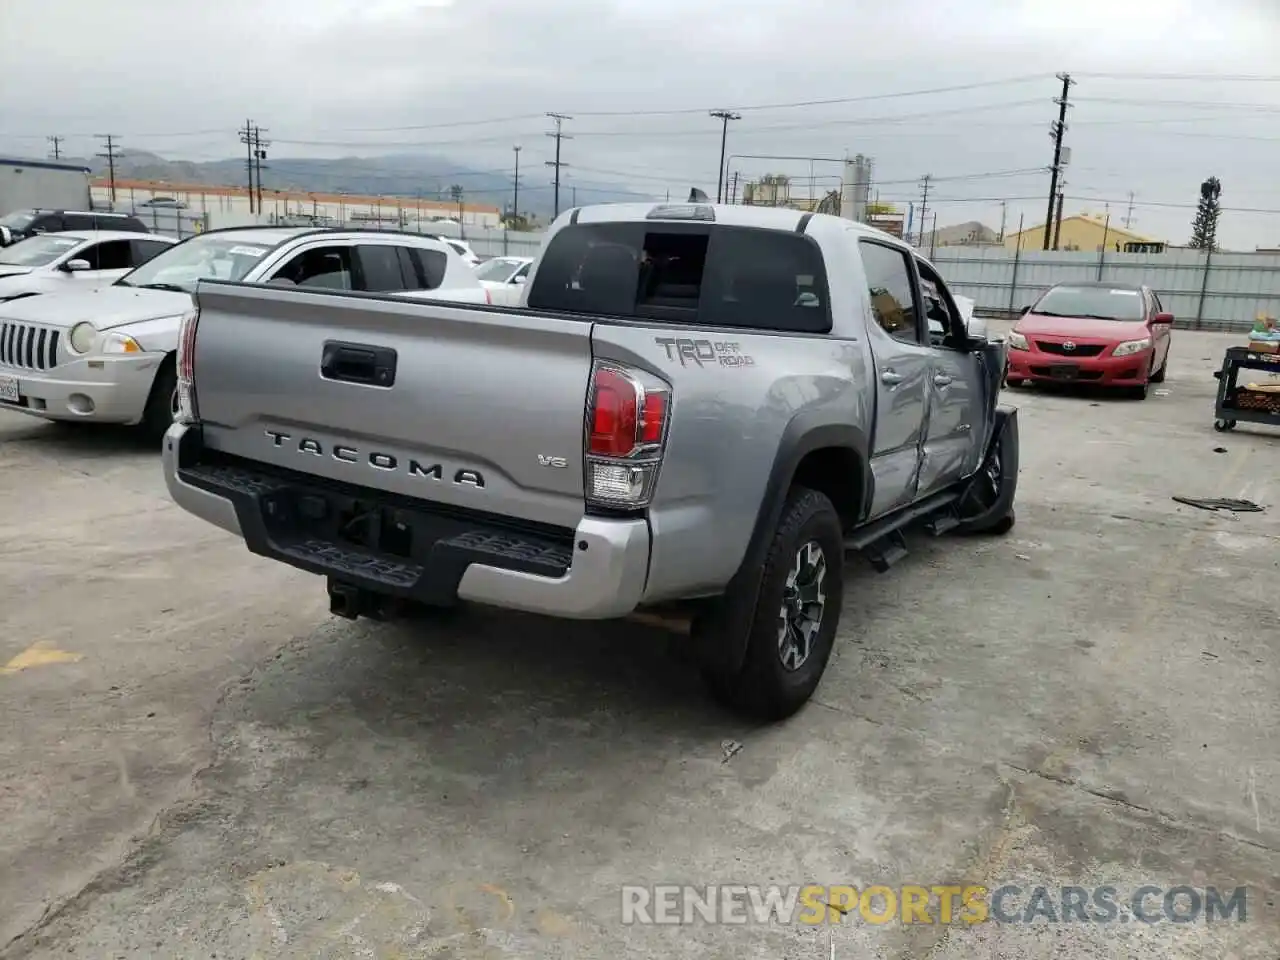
[0,209,150,246]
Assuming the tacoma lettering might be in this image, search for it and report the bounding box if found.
[263,430,484,487]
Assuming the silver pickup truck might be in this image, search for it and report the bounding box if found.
[164,203,1018,720]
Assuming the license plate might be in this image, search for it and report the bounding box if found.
[1049,365,1079,380]
[0,374,18,403]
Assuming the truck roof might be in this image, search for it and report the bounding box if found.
[567,202,909,245]
[194,226,477,247]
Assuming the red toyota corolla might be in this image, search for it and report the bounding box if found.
[1005,281,1174,399]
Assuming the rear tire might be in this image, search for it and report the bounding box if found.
[139,356,177,443]
[699,487,844,722]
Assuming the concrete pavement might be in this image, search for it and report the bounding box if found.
[0,329,1276,958]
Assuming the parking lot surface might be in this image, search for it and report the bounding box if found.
[1,329,1276,959]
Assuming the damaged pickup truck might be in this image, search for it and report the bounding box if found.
[163,203,1018,720]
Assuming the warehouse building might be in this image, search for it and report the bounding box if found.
[89,179,502,233]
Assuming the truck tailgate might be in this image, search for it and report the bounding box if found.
[191,282,592,530]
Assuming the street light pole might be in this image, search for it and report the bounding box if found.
[710,110,741,203]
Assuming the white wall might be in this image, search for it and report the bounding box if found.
[932,246,1280,332]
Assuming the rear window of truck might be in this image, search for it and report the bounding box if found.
[527,222,832,333]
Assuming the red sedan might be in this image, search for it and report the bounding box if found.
[1005,281,1174,399]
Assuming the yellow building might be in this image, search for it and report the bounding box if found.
[1004,213,1166,254]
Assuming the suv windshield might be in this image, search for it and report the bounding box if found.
[0,234,82,266]
[117,234,276,292]
[475,258,524,282]
[527,221,831,332]
[1033,285,1145,321]
[0,212,35,231]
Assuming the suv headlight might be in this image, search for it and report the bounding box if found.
[1113,338,1151,357]
[68,321,97,354]
[1007,330,1029,350]
[67,322,143,356]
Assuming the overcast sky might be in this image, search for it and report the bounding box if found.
[2,0,1278,248]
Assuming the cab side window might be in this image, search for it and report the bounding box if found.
[354,244,410,292]
[915,258,963,348]
[90,240,134,271]
[858,240,920,343]
[270,245,354,290]
[402,246,448,290]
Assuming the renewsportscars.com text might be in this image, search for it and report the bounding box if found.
[620,884,1248,926]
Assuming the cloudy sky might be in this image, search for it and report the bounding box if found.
[2,0,1278,249]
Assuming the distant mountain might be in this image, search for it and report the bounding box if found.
[67,149,650,218]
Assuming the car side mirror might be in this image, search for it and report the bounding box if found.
[513,274,527,284]
[63,259,91,272]
[1152,312,1174,326]
[1019,305,1031,316]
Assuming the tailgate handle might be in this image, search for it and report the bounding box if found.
[320,340,397,388]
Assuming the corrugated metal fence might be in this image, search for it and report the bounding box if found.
[931,247,1280,332]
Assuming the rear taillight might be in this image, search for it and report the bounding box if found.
[584,361,670,508]
[175,306,200,424]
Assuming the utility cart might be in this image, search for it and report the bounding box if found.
[1212,345,1280,432]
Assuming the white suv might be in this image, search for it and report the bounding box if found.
[0,231,176,302]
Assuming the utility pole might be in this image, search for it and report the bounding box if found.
[1123,191,1136,230]
[709,109,741,203]
[253,125,269,216]
[47,135,64,160]
[545,113,572,219]
[917,175,932,248]
[729,171,740,205]
[1043,72,1074,249]
[238,120,256,213]
[94,134,120,210]
[450,184,465,239]
[1053,190,1065,250]
[998,200,1007,243]
[511,145,521,226]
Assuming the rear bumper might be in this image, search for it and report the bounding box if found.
[162,423,650,619]
[1006,347,1152,385]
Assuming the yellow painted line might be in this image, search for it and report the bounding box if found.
[0,640,82,675]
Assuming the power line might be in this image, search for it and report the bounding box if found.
[1072,95,1280,111]
[545,113,572,219]
[94,134,120,209]
[1072,71,1280,82]
[569,74,1054,116]
[710,110,741,202]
